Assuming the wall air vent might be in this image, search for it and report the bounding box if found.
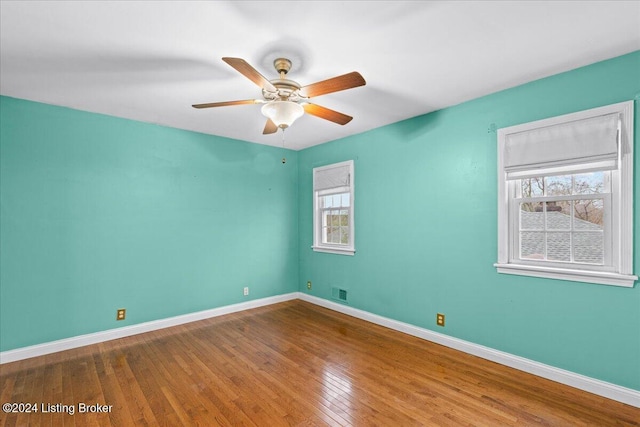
[331,287,348,303]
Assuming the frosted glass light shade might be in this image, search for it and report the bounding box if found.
[261,101,304,128]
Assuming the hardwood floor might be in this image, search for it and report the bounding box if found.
[1,300,638,426]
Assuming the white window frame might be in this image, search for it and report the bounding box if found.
[312,160,355,255]
[495,101,636,287]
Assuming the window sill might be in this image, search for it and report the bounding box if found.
[312,246,355,256]
[494,263,637,287]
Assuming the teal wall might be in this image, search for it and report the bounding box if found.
[298,51,640,391]
[0,96,299,351]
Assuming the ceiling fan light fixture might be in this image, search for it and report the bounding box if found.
[261,100,304,129]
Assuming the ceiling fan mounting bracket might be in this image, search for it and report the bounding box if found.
[273,58,292,75]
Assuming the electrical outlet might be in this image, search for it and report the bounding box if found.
[307,281,312,290]
[116,309,126,321]
[436,313,445,327]
[243,287,249,296]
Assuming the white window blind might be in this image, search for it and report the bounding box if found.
[504,113,619,179]
[314,163,351,191]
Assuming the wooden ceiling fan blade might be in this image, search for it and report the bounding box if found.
[303,103,353,125]
[299,72,366,98]
[222,57,277,93]
[263,119,278,134]
[192,99,259,109]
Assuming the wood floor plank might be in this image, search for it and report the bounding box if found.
[1,300,639,426]
[92,353,137,427]
[60,359,75,427]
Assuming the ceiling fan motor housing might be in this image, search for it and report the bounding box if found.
[263,80,302,101]
[260,58,303,102]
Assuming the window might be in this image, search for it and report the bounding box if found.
[313,160,355,255]
[495,101,636,287]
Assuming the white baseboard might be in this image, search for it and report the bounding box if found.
[2,291,638,408]
[297,293,640,408]
[0,293,298,365]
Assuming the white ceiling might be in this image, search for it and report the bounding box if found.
[1,1,639,150]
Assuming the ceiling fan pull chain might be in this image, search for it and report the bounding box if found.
[281,128,287,164]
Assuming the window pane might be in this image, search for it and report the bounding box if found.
[574,199,604,229]
[340,227,349,244]
[320,192,350,209]
[339,210,349,226]
[573,172,605,195]
[520,203,543,230]
[573,232,604,264]
[520,232,545,259]
[545,175,572,196]
[545,201,571,230]
[547,232,571,262]
[521,177,544,197]
[328,227,336,244]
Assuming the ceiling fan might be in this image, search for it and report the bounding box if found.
[192,57,366,134]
